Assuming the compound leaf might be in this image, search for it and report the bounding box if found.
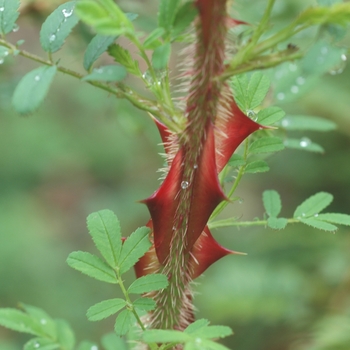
[55,319,75,350]
[247,72,270,109]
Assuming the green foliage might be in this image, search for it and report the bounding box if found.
[152,42,171,70]
[143,319,233,349]
[108,44,141,76]
[86,299,127,321]
[82,65,127,82]
[294,192,333,218]
[263,190,288,229]
[249,136,284,154]
[83,34,117,71]
[40,2,79,53]
[128,274,168,294]
[0,0,20,35]
[245,160,270,173]
[0,306,76,350]
[12,66,57,114]
[67,251,118,283]
[280,115,337,131]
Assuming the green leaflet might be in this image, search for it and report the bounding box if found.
[158,0,181,31]
[294,192,333,218]
[143,27,166,49]
[0,0,20,35]
[108,44,141,76]
[114,310,135,336]
[133,298,156,312]
[249,136,284,154]
[0,309,44,337]
[172,2,198,39]
[24,338,59,350]
[76,341,99,350]
[280,115,337,131]
[228,154,245,167]
[152,42,171,70]
[83,12,138,71]
[231,72,270,112]
[55,319,75,350]
[245,160,270,173]
[66,251,117,284]
[257,106,285,126]
[83,34,117,71]
[118,227,151,275]
[299,218,338,231]
[86,298,126,321]
[40,1,79,53]
[75,0,134,36]
[128,274,168,294]
[101,333,128,350]
[82,65,127,82]
[12,65,57,115]
[316,213,350,226]
[284,138,324,153]
[267,217,288,230]
[263,190,282,217]
[86,210,122,268]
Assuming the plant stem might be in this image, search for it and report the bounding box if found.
[209,217,300,229]
[211,139,250,220]
[0,38,182,133]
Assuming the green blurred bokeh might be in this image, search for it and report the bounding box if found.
[1,1,350,349]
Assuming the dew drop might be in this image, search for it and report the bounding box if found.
[195,338,202,344]
[0,58,4,65]
[181,181,189,189]
[302,213,306,217]
[34,75,41,81]
[314,213,319,217]
[12,24,19,32]
[296,76,305,85]
[247,109,257,121]
[96,68,103,74]
[49,34,56,43]
[193,164,198,169]
[238,198,244,204]
[62,8,74,18]
[40,318,47,325]
[277,92,285,101]
[91,346,98,350]
[0,7,4,12]
[329,53,347,75]
[299,137,311,148]
[291,85,299,94]
[34,343,40,349]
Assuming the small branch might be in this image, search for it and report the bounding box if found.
[0,38,182,133]
[208,217,299,229]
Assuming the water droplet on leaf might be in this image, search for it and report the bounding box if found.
[181,181,189,189]
[238,198,244,204]
[281,119,289,127]
[0,59,4,64]
[91,346,98,350]
[34,343,40,349]
[321,46,328,55]
[329,53,347,75]
[49,34,56,43]
[62,8,74,18]
[34,75,41,81]
[193,164,198,169]
[0,7,4,12]
[299,137,311,148]
[314,213,319,217]
[40,319,47,325]
[247,110,257,121]
[12,24,19,32]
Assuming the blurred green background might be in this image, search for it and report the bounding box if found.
[1,0,350,349]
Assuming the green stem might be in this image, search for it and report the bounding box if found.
[115,269,146,331]
[211,139,250,220]
[209,217,299,229]
[0,38,182,133]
